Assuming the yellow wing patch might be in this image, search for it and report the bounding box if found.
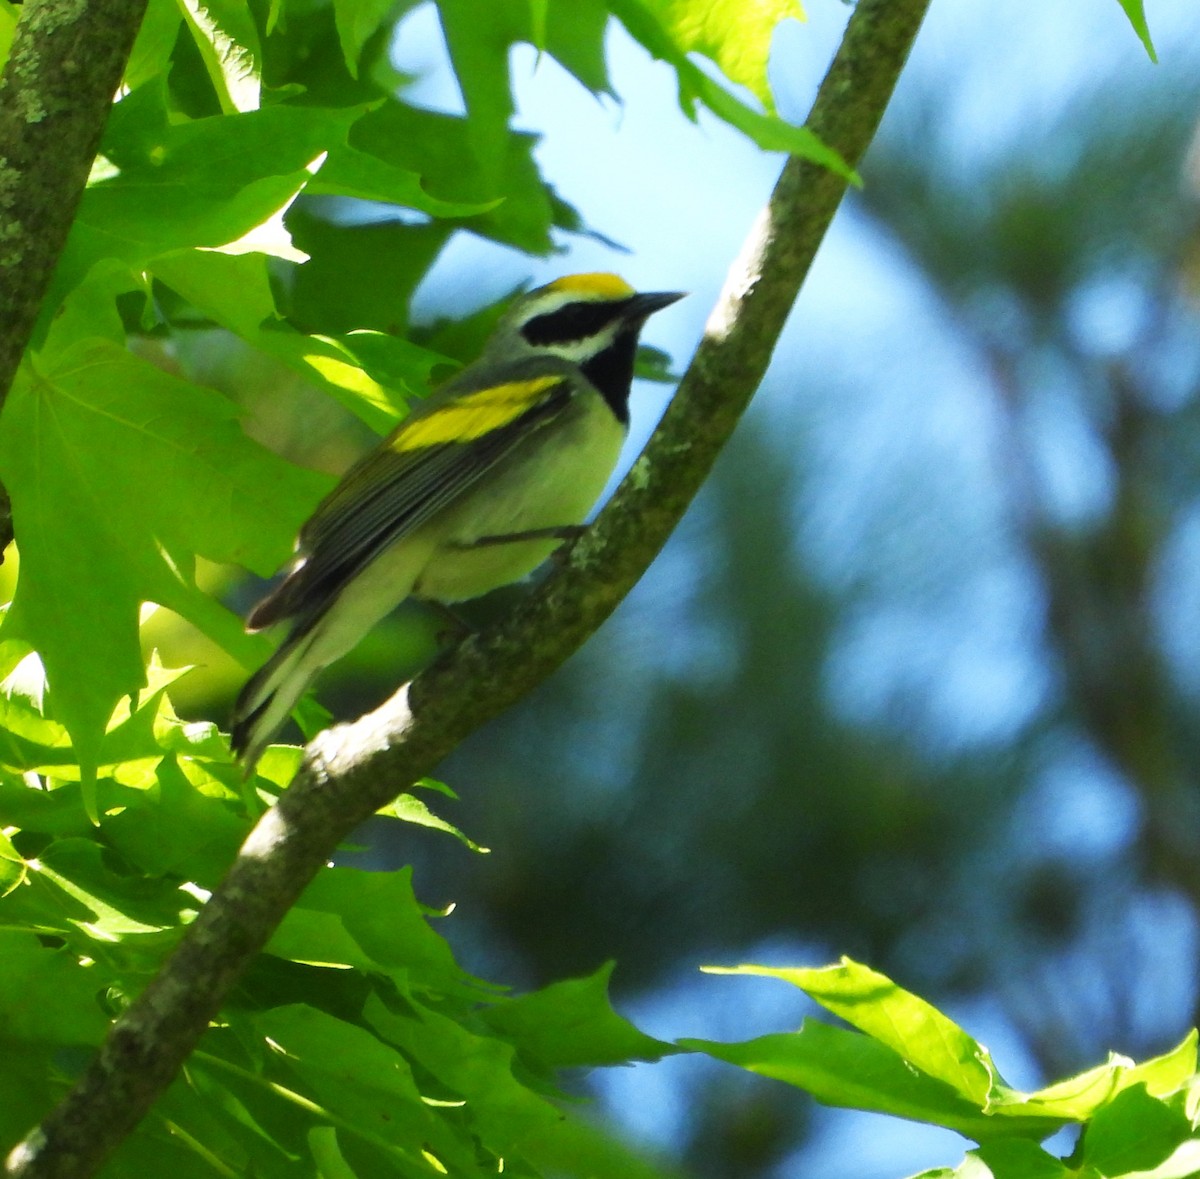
[547,272,635,300]
[393,376,565,451]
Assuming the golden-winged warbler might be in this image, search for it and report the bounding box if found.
[230,273,683,766]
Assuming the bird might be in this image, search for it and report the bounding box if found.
[230,272,684,767]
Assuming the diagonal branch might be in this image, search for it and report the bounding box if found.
[4,1,930,1175]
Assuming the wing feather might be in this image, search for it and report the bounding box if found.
[248,374,573,630]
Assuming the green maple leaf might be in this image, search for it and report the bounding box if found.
[0,336,329,776]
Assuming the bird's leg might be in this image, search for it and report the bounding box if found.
[458,524,588,548]
[426,600,473,644]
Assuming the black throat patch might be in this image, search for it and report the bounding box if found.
[580,329,638,424]
[521,300,641,423]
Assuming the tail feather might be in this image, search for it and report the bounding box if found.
[230,627,322,771]
[231,532,433,769]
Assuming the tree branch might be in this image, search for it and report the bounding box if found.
[0,0,148,557]
[4,1,930,1175]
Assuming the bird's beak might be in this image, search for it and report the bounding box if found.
[627,290,687,319]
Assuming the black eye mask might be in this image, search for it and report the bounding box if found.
[520,299,636,347]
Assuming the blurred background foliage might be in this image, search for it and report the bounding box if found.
[132,2,1200,1176]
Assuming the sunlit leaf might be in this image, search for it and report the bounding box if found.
[990,1033,1199,1123]
[101,755,248,885]
[46,86,485,333]
[682,1019,1058,1141]
[0,829,26,896]
[609,0,850,174]
[0,336,327,771]
[480,962,672,1070]
[1079,1085,1190,1175]
[177,0,263,113]
[708,959,997,1104]
[637,0,804,109]
[0,0,17,70]
[34,838,200,940]
[123,0,182,89]
[968,1139,1074,1178]
[1109,1140,1200,1179]
[151,249,450,432]
[1114,0,1156,62]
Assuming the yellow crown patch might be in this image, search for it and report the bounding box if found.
[547,273,635,300]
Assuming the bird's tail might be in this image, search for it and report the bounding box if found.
[230,625,323,771]
[231,537,432,770]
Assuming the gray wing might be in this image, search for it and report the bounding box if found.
[247,375,573,630]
